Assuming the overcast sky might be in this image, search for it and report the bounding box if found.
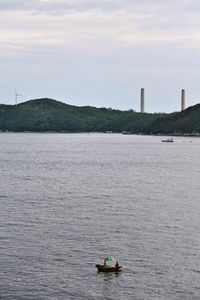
[0,0,200,112]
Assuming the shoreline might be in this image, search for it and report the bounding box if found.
[0,130,199,137]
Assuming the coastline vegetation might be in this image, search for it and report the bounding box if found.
[0,98,200,135]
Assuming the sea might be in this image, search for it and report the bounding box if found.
[0,133,200,300]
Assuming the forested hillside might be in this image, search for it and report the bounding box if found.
[0,98,199,134]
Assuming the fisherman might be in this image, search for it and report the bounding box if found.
[104,261,106,267]
[115,261,119,268]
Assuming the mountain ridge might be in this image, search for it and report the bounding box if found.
[0,98,200,134]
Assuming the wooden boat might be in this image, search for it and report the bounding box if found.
[96,264,122,272]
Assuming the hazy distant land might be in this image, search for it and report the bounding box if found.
[0,98,200,135]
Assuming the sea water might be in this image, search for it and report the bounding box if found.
[0,133,200,300]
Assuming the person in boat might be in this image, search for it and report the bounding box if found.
[115,261,119,268]
[104,261,106,267]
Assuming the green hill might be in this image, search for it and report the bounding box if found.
[0,98,200,134]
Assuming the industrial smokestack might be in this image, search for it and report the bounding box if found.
[181,89,185,111]
[140,88,145,113]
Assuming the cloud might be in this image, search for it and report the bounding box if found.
[0,0,135,14]
[1,0,200,61]
[1,0,200,110]
[1,0,200,50]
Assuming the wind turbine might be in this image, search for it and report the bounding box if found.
[15,90,21,105]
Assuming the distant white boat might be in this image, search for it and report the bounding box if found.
[161,138,174,143]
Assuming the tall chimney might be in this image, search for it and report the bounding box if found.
[140,88,145,113]
[181,89,185,111]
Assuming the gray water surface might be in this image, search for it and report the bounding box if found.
[0,133,200,300]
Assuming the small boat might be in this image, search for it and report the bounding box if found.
[96,257,122,272]
[96,264,122,272]
[161,138,174,143]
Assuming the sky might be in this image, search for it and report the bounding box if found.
[0,0,200,112]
